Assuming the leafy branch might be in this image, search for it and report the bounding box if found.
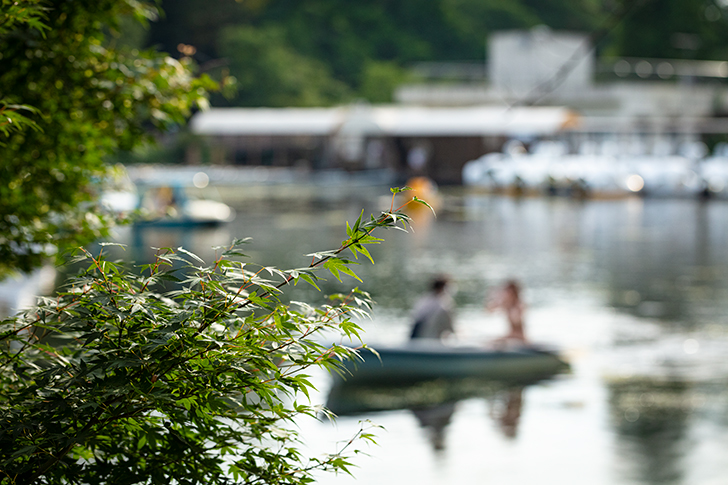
[0,103,40,142]
[0,195,426,484]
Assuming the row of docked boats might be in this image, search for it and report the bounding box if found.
[462,140,728,199]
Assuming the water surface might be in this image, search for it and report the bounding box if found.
[115,190,728,485]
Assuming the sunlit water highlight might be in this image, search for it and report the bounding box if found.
[112,189,728,485]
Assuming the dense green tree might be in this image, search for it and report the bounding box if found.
[0,0,47,138]
[359,60,416,103]
[141,0,601,105]
[518,0,602,31]
[441,0,542,51]
[217,25,349,107]
[607,0,728,60]
[262,0,448,85]
[145,0,268,69]
[136,0,728,107]
[0,0,215,276]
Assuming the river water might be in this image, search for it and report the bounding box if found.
[114,188,728,485]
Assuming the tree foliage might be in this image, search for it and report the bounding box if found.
[0,193,429,483]
[141,0,728,107]
[606,0,728,60]
[141,0,603,106]
[0,0,47,139]
[0,0,215,276]
[216,25,349,108]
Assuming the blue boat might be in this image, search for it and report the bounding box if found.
[133,182,235,228]
[99,167,236,228]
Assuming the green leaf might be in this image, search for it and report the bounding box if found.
[323,258,362,283]
[412,196,436,216]
[349,244,374,264]
[299,274,321,290]
[176,247,205,264]
[98,242,127,249]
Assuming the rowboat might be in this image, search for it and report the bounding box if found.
[133,181,235,228]
[327,342,568,416]
[333,341,569,386]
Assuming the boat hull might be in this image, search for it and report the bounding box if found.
[335,343,569,386]
[133,217,223,229]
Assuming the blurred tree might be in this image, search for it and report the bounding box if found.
[146,0,268,68]
[217,25,349,107]
[142,0,726,105]
[359,60,416,103]
[0,0,215,276]
[256,0,601,94]
[0,0,47,138]
[607,0,728,60]
[518,0,602,31]
[441,0,542,51]
[261,0,462,85]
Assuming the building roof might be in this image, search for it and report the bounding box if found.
[190,105,577,138]
[190,108,345,136]
[372,106,577,136]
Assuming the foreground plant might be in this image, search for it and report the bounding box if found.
[0,190,429,484]
[0,0,216,276]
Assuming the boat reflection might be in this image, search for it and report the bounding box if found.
[411,402,456,452]
[411,386,525,450]
[488,386,524,439]
[328,377,547,450]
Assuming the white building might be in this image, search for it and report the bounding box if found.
[488,29,593,98]
[396,27,728,143]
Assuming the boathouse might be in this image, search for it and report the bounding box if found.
[188,105,577,184]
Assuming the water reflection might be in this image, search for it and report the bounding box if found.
[411,385,525,452]
[488,386,524,439]
[95,189,728,484]
[119,225,234,264]
[412,402,456,452]
[328,378,536,452]
[102,192,728,329]
[455,195,728,327]
[609,379,692,485]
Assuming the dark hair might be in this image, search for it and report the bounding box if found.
[504,280,520,298]
[431,276,449,293]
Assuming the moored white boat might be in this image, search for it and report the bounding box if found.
[622,155,702,197]
[134,174,235,228]
[698,145,728,198]
[463,139,710,198]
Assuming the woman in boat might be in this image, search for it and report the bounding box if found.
[487,280,527,344]
[410,276,455,340]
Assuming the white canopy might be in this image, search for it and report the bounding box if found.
[371,106,577,136]
[190,108,345,136]
[190,105,577,138]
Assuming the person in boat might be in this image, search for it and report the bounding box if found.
[410,276,455,340]
[487,280,527,344]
